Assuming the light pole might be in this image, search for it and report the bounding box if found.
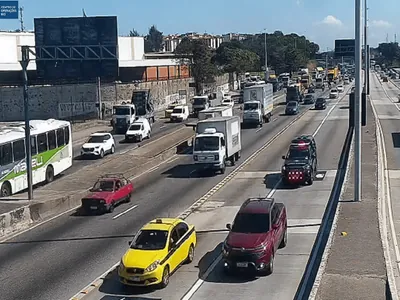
[264,29,268,79]
[354,0,362,201]
[364,0,368,93]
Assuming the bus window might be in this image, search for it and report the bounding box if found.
[48,130,57,150]
[13,140,25,161]
[64,127,70,144]
[0,143,13,165]
[56,128,65,146]
[37,133,48,154]
[31,136,37,156]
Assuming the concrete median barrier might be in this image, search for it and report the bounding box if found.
[0,130,194,238]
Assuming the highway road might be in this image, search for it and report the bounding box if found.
[67,117,192,176]
[79,87,350,300]
[370,74,400,294]
[0,89,333,300]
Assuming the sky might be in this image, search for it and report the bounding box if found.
[0,0,399,51]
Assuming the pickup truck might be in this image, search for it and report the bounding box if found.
[223,197,287,275]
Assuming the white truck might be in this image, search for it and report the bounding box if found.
[198,106,233,121]
[242,83,274,127]
[111,104,136,134]
[193,116,241,174]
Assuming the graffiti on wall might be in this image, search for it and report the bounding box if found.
[58,102,97,119]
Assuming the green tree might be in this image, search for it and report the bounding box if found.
[144,25,164,52]
[175,38,217,94]
[129,29,140,37]
[214,42,259,75]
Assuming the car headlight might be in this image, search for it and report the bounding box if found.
[145,260,160,273]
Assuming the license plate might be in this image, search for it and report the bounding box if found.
[90,206,97,210]
[236,262,248,268]
[130,276,141,282]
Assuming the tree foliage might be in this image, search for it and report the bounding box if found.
[214,41,259,74]
[129,29,140,37]
[175,38,217,94]
[144,25,164,52]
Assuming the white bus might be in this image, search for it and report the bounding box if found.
[0,119,72,197]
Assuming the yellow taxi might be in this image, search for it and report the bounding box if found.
[118,218,197,288]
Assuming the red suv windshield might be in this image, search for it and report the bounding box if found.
[232,213,270,233]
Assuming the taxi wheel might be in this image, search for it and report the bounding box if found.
[185,244,195,264]
[159,265,170,288]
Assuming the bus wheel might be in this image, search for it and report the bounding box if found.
[45,166,54,183]
[0,182,11,197]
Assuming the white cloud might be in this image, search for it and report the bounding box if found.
[321,15,343,26]
[370,20,391,28]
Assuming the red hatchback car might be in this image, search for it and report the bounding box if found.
[223,197,287,275]
[81,174,134,214]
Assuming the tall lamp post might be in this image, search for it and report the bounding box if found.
[264,28,268,80]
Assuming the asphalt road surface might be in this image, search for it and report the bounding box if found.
[0,89,333,300]
[81,88,350,300]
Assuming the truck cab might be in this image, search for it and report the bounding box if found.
[192,96,210,117]
[286,86,303,103]
[112,104,136,134]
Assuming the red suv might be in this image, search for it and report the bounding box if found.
[223,197,287,275]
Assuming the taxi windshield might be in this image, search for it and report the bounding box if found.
[130,230,169,250]
[287,146,310,159]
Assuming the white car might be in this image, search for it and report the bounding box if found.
[329,89,339,99]
[170,105,189,122]
[125,118,151,142]
[221,98,235,107]
[337,85,344,93]
[81,132,115,158]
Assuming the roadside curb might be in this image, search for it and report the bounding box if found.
[0,134,194,239]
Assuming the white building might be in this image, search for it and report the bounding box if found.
[163,32,223,53]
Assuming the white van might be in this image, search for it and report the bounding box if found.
[125,118,151,142]
[170,105,189,122]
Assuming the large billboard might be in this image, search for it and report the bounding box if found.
[335,39,355,58]
[34,16,119,81]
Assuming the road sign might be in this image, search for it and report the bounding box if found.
[0,1,18,19]
[34,16,119,81]
[335,39,355,58]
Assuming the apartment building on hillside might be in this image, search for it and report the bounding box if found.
[163,32,223,52]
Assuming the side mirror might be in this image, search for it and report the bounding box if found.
[89,188,94,192]
[272,224,279,230]
[128,241,132,246]
[282,155,286,160]
[226,223,232,230]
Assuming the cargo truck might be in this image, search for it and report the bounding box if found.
[193,116,241,174]
[192,96,210,117]
[131,89,155,123]
[198,106,233,121]
[286,85,303,103]
[242,84,274,127]
[111,104,136,134]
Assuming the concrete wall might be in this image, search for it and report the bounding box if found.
[0,73,234,121]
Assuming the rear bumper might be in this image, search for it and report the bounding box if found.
[195,162,223,170]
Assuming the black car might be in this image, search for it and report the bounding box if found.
[304,94,315,104]
[315,98,326,110]
[308,86,315,93]
[281,135,318,186]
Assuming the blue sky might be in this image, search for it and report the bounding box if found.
[0,0,398,50]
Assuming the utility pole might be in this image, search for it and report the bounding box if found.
[264,29,268,80]
[325,53,328,80]
[354,0,362,201]
[364,0,368,94]
[20,46,33,200]
[19,6,25,32]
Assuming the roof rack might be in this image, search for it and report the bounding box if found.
[99,173,125,179]
[243,197,274,207]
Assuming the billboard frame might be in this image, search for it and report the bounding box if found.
[334,39,355,58]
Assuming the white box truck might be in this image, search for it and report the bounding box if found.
[198,106,233,121]
[242,83,274,127]
[193,116,241,174]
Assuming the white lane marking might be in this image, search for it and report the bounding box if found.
[255,127,263,133]
[112,205,138,220]
[371,74,400,299]
[159,125,166,129]
[180,177,282,300]
[129,155,180,180]
[119,145,138,155]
